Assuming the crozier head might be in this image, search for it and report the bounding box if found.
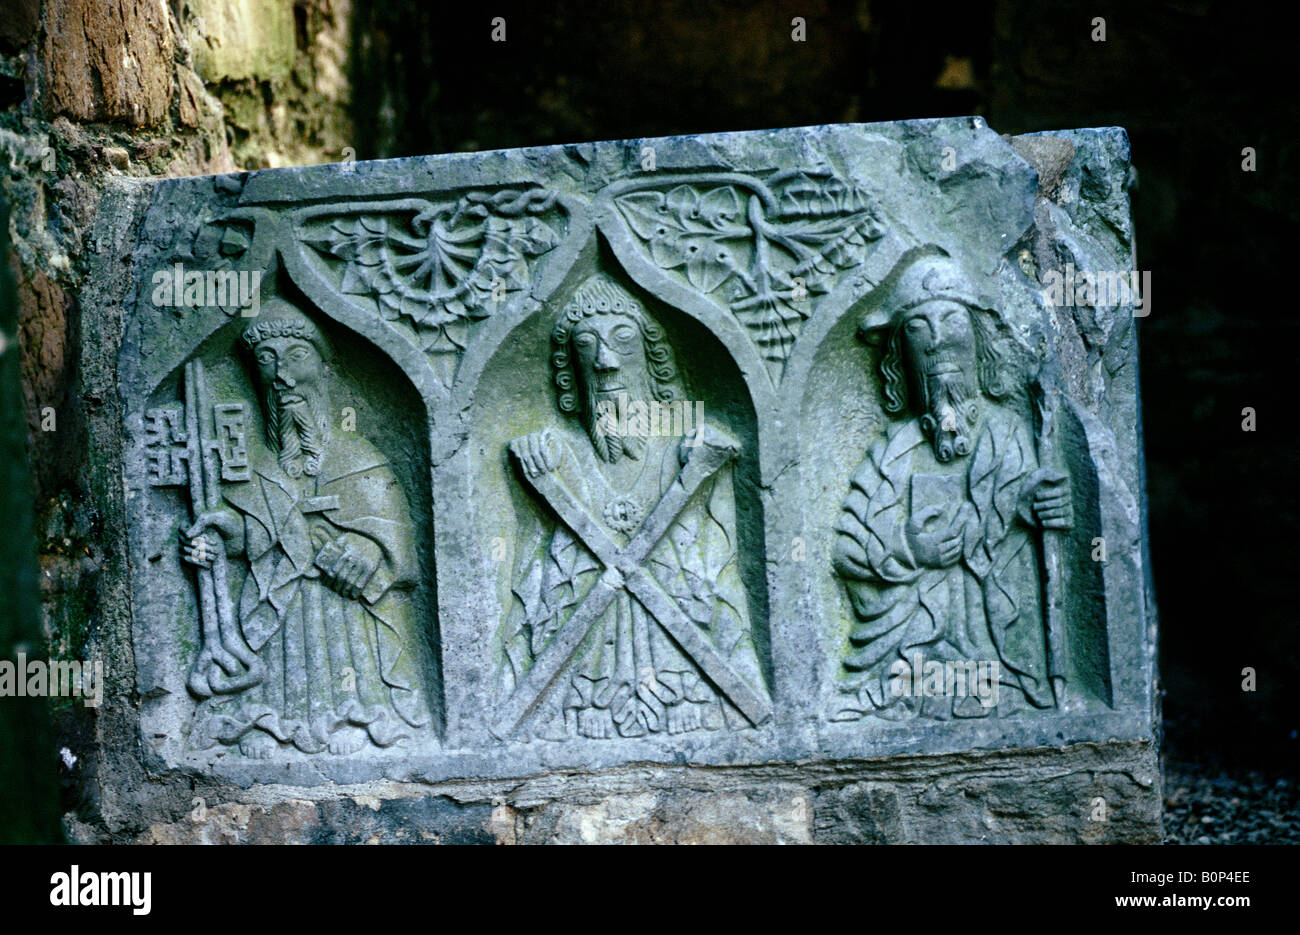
[860,253,1011,463]
[241,298,333,477]
[551,275,679,461]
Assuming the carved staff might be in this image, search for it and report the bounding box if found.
[1033,383,1069,707]
[183,359,262,697]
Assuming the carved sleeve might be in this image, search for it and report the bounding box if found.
[834,450,921,586]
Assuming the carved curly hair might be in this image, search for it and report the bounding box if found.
[550,274,679,414]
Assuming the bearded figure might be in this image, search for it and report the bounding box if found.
[831,254,1071,720]
[179,299,430,756]
[497,274,767,740]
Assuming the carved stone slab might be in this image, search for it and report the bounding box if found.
[98,118,1155,788]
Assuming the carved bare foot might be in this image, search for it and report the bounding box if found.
[328,726,368,755]
[239,732,277,759]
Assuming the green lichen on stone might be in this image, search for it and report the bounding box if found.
[186,0,295,84]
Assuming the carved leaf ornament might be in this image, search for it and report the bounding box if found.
[613,170,885,379]
[304,188,562,383]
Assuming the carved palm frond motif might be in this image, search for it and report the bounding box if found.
[300,189,563,386]
[611,170,886,380]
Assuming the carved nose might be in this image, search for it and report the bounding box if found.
[594,342,619,371]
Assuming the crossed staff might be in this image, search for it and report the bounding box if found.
[492,430,772,739]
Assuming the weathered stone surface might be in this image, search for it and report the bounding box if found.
[78,118,1160,841]
[40,0,174,126]
[65,740,1157,844]
[129,794,495,845]
[184,0,297,85]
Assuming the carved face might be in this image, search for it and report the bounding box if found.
[900,300,975,378]
[251,335,328,477]
[571,313,656,463]
[899,300,979,463]
[572,314,651,405]
[253,336,324,405]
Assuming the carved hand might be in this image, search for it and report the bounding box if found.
[679,425,739,464]
[179,509,242,567]
[1022,469,1072,530]
[905,505,963,568]
[511,429,562,478]
[320,535,382,600]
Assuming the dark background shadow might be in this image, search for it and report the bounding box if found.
[348,0,1297,779]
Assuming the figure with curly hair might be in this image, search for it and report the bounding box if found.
[498,273,766,740]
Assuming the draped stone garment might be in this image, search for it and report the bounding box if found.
[832,405,1053,720]
[499,425,764,740]
[194,435,430,753]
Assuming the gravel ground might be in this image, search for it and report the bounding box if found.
[1163,759,1300,844]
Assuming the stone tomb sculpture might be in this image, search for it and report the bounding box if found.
[172,298,431,757]
[831,252,1072,722]
[496,273,768,742]
[94,119,1157,838]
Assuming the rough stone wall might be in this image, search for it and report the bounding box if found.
[0,0,351,841]
[6,4,1164,845]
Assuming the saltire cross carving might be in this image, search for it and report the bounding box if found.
[492,432,772,739]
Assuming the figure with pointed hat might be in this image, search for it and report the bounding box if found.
[832,251,1071,720]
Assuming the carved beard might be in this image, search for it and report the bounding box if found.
[584,382,650,465]
[918,368,979,464]
[266,387,328,478]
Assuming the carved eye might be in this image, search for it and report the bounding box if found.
[908,320,926,332]
[574,332,595,348]
[614,326,636,343]
[256,351,274,365]
[289,347,310,362]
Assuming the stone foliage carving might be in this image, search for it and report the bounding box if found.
[114,121,1150,785]
[609,170,886,379]
[300,189,563,384]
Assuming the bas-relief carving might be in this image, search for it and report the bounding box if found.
[494,274,770,740]
[299,189,564,386]
[609,170,886,381]
[830,253,1073,722]
[155,298,432,755]
[137,182,567,388]
[124,126,1138,771]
